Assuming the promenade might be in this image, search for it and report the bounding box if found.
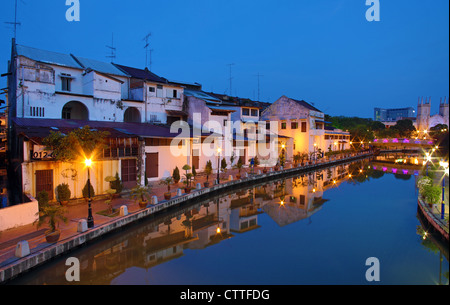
[0,152,372,283]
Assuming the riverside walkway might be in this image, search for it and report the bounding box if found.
[0,151,373,283]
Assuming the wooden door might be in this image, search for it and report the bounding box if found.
[146,153,159,178]
[192,150,200,171]
[121,159,137,189]
[35,170,54,200]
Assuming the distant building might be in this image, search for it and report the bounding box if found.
[374,107,415,122]
[416,96,449,133]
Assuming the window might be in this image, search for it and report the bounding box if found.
[281,122,286,130]
[291,122,298,129]
[30,106,45,117]
[251,109,258,116]
[62,107,71,119]
[172,89,178,98]
[301,122,307,132]
[242,108,250,116]
[149,87,155,92]
[61,77,72,92]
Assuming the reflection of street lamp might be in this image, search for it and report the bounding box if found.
[85,158,94,228]
[439,161,449,220]
[217,147,222,184]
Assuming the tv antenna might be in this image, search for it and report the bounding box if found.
[5,0,21,40]
[106,33,116,62]
[227,63,235,96]
[143,32,152,68]
[254,73,264,101]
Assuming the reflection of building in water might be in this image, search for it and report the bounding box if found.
[259,165,349,226]
[229,188,263,233]
[187,197,234,249]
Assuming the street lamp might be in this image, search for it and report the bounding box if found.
[85,158,94,228]
[439,161,449,220]
[217,147,222,184]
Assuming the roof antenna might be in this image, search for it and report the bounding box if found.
[5,0,21,40]
[143,32,152,69]
[106,33,116,62]
[254,72,264,101]
[227,63,235,96]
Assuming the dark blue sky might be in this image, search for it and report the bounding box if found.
[1,0,448,118]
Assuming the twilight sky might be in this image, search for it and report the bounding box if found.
[0,0,448,118]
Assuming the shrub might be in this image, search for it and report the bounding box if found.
[110,172,123,194]
[37,190,49,206]
[172,166,180,183]
[56,183,71,202]
[82,180,95,199]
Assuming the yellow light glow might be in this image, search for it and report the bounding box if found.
[312,188,316,193]
[280,200,285,206]
[348,174,352,178]
[216,227,221,234]
[333,180,336,184]
[85,159,92,167]
[350,141,352,145]
[359,169,363,173]
[281,144,285,149]
[217,147,222,154]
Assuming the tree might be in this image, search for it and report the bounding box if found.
[391,119,416,138]
[43,126,109,163]
[204,160,213,182]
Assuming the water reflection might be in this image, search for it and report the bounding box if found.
[9,158,449,285]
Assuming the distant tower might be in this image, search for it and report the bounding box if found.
[439,96,449,127]
[416,96,431,132]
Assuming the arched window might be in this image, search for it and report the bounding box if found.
[62,101,89,120]
[124,107,141,123]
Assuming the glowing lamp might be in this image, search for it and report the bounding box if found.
[85,158,92,167]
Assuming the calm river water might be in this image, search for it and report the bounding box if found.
[9,158,450,285]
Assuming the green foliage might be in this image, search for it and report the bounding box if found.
[204,160,213,181]
[110,172,123,194]
[172,166,181,183]
[82,180,95,199]
[278,152,286,167]
[55,183,71,202]
[235,157,243,173]
[192,165,197,177]
[37,190,49,206]
[159,177,173,191]
[42,126,109,163]
[131,185,152,203]
[390,119,416,138]
[422,184,442,205]
[221,158,227,172]
[35,204,68,232]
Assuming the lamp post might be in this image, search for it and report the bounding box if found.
[85,158,94,228]
[217,147,221,184]
[439,161,449,220]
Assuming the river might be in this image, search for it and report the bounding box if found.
[8,157,449,285]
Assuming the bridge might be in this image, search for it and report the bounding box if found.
[372,138,435,150]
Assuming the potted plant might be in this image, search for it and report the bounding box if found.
[82,180,95,201]
[160,177,173,200]
[131,185,152,209]
[182,164,194,193]
[56,183,71,206]
[235,157,244,179]
[35,203,68,243]
[104,176,118,214]
[110,172,123,198]
[172,166,181,184]
[204,160,213,187]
